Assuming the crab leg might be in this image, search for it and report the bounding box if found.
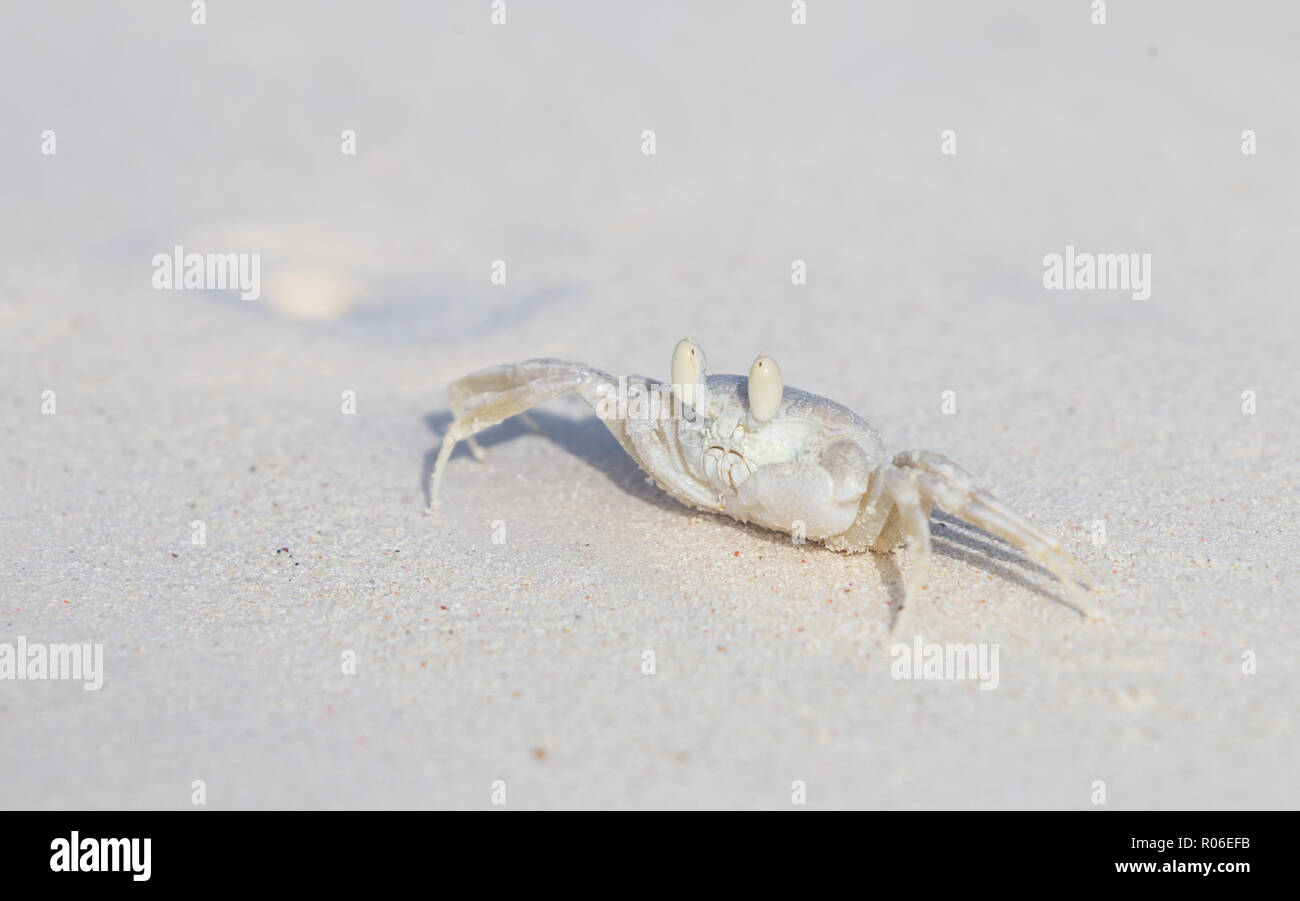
[432,361,722,516]
[431,363,600,514]
[448,364,562,459]
[877,465,935,635]
[893,452,1101,619]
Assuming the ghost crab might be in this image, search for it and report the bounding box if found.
[430,339,1101,630]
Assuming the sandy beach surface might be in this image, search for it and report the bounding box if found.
[2,1,1296,808]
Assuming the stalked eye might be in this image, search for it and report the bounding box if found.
[671,337,707,408]
[747,354,783,422]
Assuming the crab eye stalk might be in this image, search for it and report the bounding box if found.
[671,337,707,409]
[748,354,783,422]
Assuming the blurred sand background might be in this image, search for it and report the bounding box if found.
[1,0,1296,808]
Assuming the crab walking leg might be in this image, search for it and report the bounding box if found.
[448,410,536,461]
[447,361,605,419]
[882,466,933,634]
[430,370,596,514]
[433,362,723,517]
[892,449,977,486]
[447,360,590,402]
[909,469,1102,619]
[449,396,488,461]
[447,360,592,460]
[860,466,895,535]
[897,449,1096,585]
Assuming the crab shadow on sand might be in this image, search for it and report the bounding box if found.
[422,410,1088,624]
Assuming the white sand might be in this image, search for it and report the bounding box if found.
[1,0,1296,808]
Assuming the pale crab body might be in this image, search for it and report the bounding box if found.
[677,373,886,541]
[430,340,1100,629]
